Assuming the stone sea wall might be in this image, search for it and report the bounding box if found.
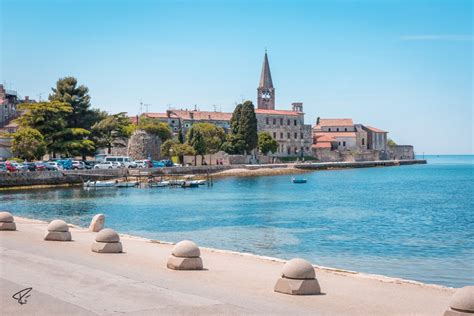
[0,171,82,188]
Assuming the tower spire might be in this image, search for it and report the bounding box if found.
[257,51,275,110]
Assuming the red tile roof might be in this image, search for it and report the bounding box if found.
[318,118,354,127]
[255,109,302,116]
[365,126,387,133]
[312,143,332,149]
[314,131,356,138]
[145,113,169,119]
[315,134,336,142]
[168,110,232,121]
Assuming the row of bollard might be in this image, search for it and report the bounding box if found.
[1,210,473,311]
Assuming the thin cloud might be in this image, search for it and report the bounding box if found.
[401,35,473,41]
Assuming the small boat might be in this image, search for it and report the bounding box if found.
[194,179,206,185]
[181,181,199,188]
[84,180,116,188]
[115,181,139,188]
[292,177,307,184]
[169,179,186,186]
[149,181,169,187]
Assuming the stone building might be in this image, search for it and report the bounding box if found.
[254,52,313,157]
[0,84,18,127]
[363,126,388,151]
[144,109,232,136]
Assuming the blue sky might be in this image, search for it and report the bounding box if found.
[1,0,472,154]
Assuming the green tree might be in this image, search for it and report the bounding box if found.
[137,116,173,142]
[258,132,278,155]
[92,112,132,154]
[52,128,96,157]
[12,128,47,161]
[160,139,196,164]
[186,123,225,154]
[18,101,72,156]
[186,127,206,165]
[160,139,177,157]
[239,101,258,153]
[387,139,397,146]
[221,134,245,154]
[48,77,94,128]
[230,103,242,135]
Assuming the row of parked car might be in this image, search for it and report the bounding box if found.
[0,158,175,173]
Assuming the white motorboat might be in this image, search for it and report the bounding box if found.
[149,181,169,187]
[84,180,116,188]
[115,181,138,188]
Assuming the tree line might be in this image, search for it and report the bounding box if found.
[12,77,279,161]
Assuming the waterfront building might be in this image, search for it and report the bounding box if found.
[145,109,232,135]
[254,53,313,157]
[0,84,18,128]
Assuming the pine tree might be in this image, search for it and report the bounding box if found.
[239,101,258,153]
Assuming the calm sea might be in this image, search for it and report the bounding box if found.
[1,155,473,287]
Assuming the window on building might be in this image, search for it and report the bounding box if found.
[273,132,276,138]
[362,138,365,145]
[273,118,276,125]
[287,132,291,139]
[337,128,339,132]
[328,128,332,132]
[294,132,298,139]
[280,132,283,139]
[280,118,283,125]
[171,120,175,124]
[343,141,346,146]
[287,119,290,125]
[266,117,269,124]
[287,147,291,155]
[345,128,348,132]
[300,132,303,139]
[294,119,297,126]
[339,142,341,145]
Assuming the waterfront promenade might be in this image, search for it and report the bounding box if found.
[1,217,453,315]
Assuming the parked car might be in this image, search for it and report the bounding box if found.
[72,160,86,170]
[57,159,73,170]
[5,161,20,172]
[152,160,165,168]
[94,161,117,169]
[34,162,47,171]
[102,156,136,168]
[160,160,174,167]
[134,160,153,168]
[21,162,37,172]
[0,162,7,173]
[45,161,61,170]
[83,161,95,169]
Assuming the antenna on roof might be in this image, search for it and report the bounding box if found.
[213,104,217,112]
[194,104,197,111]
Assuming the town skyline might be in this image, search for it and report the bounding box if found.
[1,0,472,154]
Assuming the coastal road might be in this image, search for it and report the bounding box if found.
[1,217,453,315]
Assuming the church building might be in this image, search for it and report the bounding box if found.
[254,52,313,157]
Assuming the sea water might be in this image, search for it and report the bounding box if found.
[1,155,472,287]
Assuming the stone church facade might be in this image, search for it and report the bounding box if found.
[254,52,313,157]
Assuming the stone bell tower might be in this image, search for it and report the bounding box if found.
[257,51,275,110]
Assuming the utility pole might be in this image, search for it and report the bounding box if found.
[144,103,151,114]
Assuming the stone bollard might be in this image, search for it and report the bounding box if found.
[91,228,122,253]
[0,211,16,231]
[274,258,321,295]
[89,214,105,232]
[44,219,72,241]
[444,286,474,316]
[167,240,203,270]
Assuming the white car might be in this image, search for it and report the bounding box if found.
[94,161,118,169]
[72,161,86,170]
[134,160,150,168]
[46,162,62,170]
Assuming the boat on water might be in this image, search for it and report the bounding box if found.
[194,179,206,185]
[292,177,307,184]
[84,180,116,188]
[181,181,199,188]
[169,179,186,186]
[148,181,169,187]
[115,181,139,188]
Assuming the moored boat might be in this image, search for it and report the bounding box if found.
[115,181,139,188]
[292,177,307,184]
[181,181,199,188]
[84,180,116,188]
[149,181,169,187]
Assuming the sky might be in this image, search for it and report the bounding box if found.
[1,0,472,154]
